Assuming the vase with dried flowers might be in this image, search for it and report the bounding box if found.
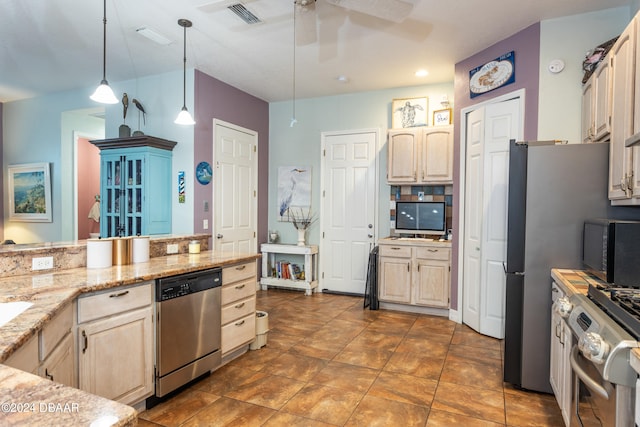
[287,207,316,246]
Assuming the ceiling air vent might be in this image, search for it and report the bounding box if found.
[228,3,262,24]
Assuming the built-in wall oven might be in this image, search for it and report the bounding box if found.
[152,268,222,400]
[560,285,639,427]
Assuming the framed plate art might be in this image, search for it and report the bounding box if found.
[392,97,428,128]
[8,162,52,222]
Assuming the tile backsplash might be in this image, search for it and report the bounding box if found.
[389,185,453,236]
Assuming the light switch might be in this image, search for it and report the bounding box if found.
[203,219,209,229]
[204,201,209,212]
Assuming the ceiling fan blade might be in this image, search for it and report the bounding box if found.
[295,1,317,45]
[324,0,415,23]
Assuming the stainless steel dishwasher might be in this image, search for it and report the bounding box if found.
[154,268,222,398]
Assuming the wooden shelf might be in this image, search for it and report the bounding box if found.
[260,244,319,296]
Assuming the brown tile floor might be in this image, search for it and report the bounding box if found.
[138,289,564,426]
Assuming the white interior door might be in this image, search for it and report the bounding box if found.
[320,129,378,295]
[462,97,521,339]
[213,120,258,254]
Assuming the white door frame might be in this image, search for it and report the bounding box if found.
[453,89,525,324]
[212,118,258,253]
[319,128,381,293]
[73,130,103,241]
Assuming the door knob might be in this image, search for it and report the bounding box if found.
[368,234,373,238]
[216,234,223,239]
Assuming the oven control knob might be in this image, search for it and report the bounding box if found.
[578,332,609,364]
[554,296,573,318]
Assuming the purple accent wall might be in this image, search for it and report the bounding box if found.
[450,23,540,310]
[193,70,269,247]
[0,102,3,240]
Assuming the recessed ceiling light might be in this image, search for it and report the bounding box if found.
[336,75,350,83]
[415,69,428,77]
[136,27,173,45]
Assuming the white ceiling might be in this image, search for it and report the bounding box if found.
[0,0,632,104]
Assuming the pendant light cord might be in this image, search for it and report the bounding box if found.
[101,0,108,82]
[292,3,296,120]
[182,23,187,109]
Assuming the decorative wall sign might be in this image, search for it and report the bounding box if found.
[8,162,52,222]
[469,51,515,98]
[195,161,212,185]
[433,108,452,126]
[178,171,185,203]
[277,166,311,221]
[392,97,428,128]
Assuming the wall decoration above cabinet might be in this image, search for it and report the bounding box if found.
[90,136,177,237]
[387,125,453,184]
[392,97,428,128]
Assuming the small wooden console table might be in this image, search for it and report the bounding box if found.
[260,243,318,296]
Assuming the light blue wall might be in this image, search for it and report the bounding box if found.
[538,7,631,142]
[3,69,196,243]
[268,83,454,245]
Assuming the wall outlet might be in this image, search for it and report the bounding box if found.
[166,244,179,254]
[32,256,54,271]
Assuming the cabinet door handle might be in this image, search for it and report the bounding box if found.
[407,262,410,272]
[109,290,129,298]
[82,330,88,354]
[428,249,438,252]
[235,302,246,309]
[235,284,246,290]
[390,247,401,250]
[45,369,53,381]
[236,265,246,270]
[235,320,245,326]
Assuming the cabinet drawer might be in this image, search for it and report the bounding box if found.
[78,282,153,324]
[40,302,73,361]
[379,245,412,258]
[222,313,255,354]
[222,278,255,305]
[416,247,450,261]
[222,296,256,325]
[222,261,256,284]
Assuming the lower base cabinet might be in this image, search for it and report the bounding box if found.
[77,282,154,405]
[39,333,75,387]
[378,238,451,309]
[221,261,257,358]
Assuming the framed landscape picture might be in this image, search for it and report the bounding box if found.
[392,96,428,128]
[8,162,52,222]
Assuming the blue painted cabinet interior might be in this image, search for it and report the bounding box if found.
[91,136,176,237]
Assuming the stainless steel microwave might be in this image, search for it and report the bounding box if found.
[582,219,640,286]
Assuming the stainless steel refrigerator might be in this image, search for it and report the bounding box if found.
[503,140,614,393]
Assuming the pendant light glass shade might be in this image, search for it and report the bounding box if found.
[175,19,195,126]
[175,106,196,125]
[91,0,119,104]
[90,80,119,104]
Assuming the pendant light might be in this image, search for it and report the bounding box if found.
[175,19,195,125]
[290,4,298,127]
[90,0,119,104]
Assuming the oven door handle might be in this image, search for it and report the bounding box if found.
[570,346,609,400]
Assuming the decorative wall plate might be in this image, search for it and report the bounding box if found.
[469,51,515,98]
[196,161,212,185]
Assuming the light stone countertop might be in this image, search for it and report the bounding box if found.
[0,249,260,426]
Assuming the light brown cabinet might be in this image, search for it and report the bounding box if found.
[582,58,611,143]
[4,303,75,387]
[609,16,639,204]
[387,126,453,184]
[221,261,257,359]
[378,239,450,309]
[77,282,154,405]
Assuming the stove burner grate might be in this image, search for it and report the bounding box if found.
[588,284,640,341]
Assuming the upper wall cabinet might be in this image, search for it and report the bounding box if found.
[387,125,453,185]
[582,57,612,143]
[91,136,177,236]
[609,17,639,204]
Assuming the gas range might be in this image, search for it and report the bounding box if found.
[588,284,640,341]
[557,284,639,387]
